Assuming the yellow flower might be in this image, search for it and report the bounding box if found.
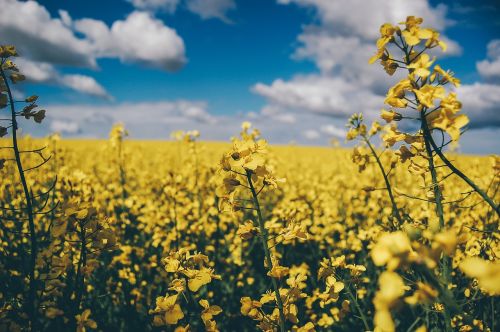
[380,109,401,123]
[430,109,469,141]
[236,220,259,240]
[405,282,438,305]
[157,295,185,325]
[413,85,446,108]
[373,271,406,332]
[241,121,252,131]
[369,48,386,64]
[381,125,406,147]
[407,54,435,78]
[432,230,457,255]
[240,297,262,320]
[371,232,413,270]
[402,26,433,46]
[376,23,397,49]
[75,309,97,332]
[293,322,315,332]
[185,268,213,292]
[425,30,447,52]
[199,299,222,326]
[369,121,382,136]
[460,258,500,295]
[433,65,460,87]
[401,16,423,30]
[400,16,433,46]
[383,58,399,75]
[385,78,412,108]
[268,265,290,279]
[346,128,359,141]
[0,45,18,57]
[325,276,345,294]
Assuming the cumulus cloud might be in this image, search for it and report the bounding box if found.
[16,58,111,99]
[0,0,187,71]
[457,83,500,128]
[277,0,449,40]
[59,75,111,99]
[0,0,95,67]
[0,0,187,96]
[50,120,80,134]
[253,0,460,121]
[477,39,500,82]
[74,11,186,71]
[254,75,383,119]
[186,0,236,22]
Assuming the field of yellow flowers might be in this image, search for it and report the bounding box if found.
[1,15,499,332]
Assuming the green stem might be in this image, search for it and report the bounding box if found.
[421,121,446,231]
[426,132,499,217]
[364,136,403,228]
[74,225,87,316]
[1,65,38,331]
[346,285,370,331]
[245,170,286,332]
[421,116,452,332]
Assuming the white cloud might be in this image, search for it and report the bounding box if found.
[303,129,320,140]
[16,58,111,99]
[253,75,383,118]
[253,0,460,124]
[59,75,111,99]
[74,11,186,71]
[0,0,95,67]
[186,0,236,22]
[320,124,346,138]
[277,0,449,40]
[50,120,80,134]
[477,39,500,81]
[0,0,188,71]
[127,0,180,12]
[457,83,500,128]
[0,0,188,96]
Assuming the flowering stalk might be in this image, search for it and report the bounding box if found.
[346,114,403,228]
[362,134,402,228]
[245,170,287,332]
[0,54,38,330]
[345,285,370,331]
[370,16,498,218]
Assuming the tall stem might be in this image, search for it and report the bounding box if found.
[345,285,370,331]
[427,133,499,216]
[1,65,38,330]
[74,225,87,316]
[421,120,446,231]
[245,171,286,332]
[421,116,452,332]
[364,137,403,228]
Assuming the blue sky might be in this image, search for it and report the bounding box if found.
[2,0,500,153]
